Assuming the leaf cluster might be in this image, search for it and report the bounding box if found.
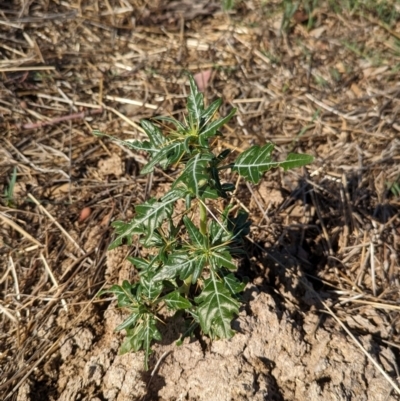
[97,74,313,369]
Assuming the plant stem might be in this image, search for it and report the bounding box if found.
[199,198,207,236]
[182,276,192,295]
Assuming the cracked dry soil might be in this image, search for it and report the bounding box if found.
[17,271,398,401]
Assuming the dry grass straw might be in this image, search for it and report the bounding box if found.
[0,0,399,398]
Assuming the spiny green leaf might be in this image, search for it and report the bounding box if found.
[210,313,234,339]
[139,231,164,248]
[116,312,140,332]
[276,152,314,171]
[200,187,219,199]
[173,152,214,197]
[153,252,206,283]
[222,273,247,296]
[200,98,222,128]
[127,257,151,270]
[140,119,167,149]
[127,256,163,275]
[183,135,195,153]
[226,209,251,243]
[209,249,236,271]
[221,182,235,192]
[136,193,181,247]
[187,74,204,129]
[209,205,235,245]
[199,107,236,147]
[232,143,275,184]
[93,131,158,155]
[215,149,231,163]
[233,144,314,184]
[183,216,205,249]
[108,220,143,249]
[153,115,187,132]
[163,291,192,310]
[195,273,239,338]
[120,314,161,370]
[109,190,182,250]
[140,141,186,174]
[99,281,138,307]
[124,140,159,154]
[209,219,231,245]
[138,273,164,300]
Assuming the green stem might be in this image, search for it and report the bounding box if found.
[182,276,192,295]
[199,198,207,236]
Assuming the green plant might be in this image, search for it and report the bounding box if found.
[94,74,313,369]
[222,0,235,11]
[281,0,299,33]
[387,178,400,197]
[3,167,17,207]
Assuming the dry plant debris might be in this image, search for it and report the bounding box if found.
[0,1,399,400]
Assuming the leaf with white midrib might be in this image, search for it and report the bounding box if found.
[141,314,161,370]
[187,74,204,128]
[140,119,166,149]
[139,274,163,300]
[163,291,192,310]
[199,107,237,146]
[183,216,204,249]
[209,249,236,271]
[276,153,315,171]
[195,273,239,338]
[222,273,247,296]
[140,141,185,174]
[153,252,206,283]
[110,190,182,250]
[200,98,221,128]
[233,144,314,184]
[135,196,177,239]
[233,143,274,184]
[174,152,213,197]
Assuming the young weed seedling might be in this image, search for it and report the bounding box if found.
[95,74,313,369]
[3,167,17,207]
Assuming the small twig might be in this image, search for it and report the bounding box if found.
[103,104,144,132]
[36,93,100,108]
[3,282,106,399]
[17,108,103,130]
[370,242,376,297]
[0,261,11,284]
[0,65,56,72]
[310,188,333,256]
[0,304,17,323]
[148,351,171,388]
[246,181,270,225]
[3,138,70,179]
[40,253,68,312]
[0,212,43,247]
[105,95,157,110]
[357,245,371,287]
[305,93,360,122]
[338,298,400,312]
[27,193,86,256]
[312,281,400,396]
[9,256,20,303]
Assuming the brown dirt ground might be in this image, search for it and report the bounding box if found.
[1,1,400,400]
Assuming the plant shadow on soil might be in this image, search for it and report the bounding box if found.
[140,168,396,399]
[10,172,399,401]
[137,175,319,399]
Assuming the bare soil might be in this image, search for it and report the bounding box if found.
[1,1,400,400]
